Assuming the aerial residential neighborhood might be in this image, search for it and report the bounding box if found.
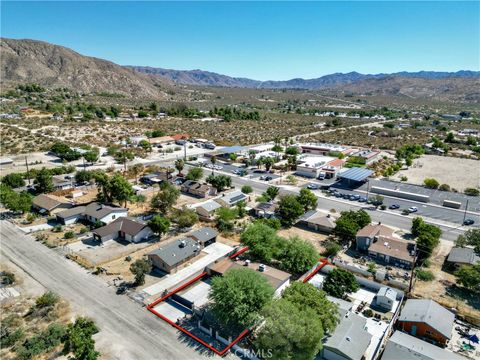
[1,1,479,360]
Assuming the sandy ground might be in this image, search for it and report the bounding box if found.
[412,239,480,323]
[392,155,480,191]
[277,226,329,253]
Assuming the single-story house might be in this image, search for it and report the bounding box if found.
[56,202,128,225]
[92,217,153,243]
[381,331,465,360]
[252,202,277,218]
[356,223,395,251]
[298,210,336,233]
[181,180,212,198]
[147,136,174,147]
[189,227,218,247]
[195,201,222,219]
[446,247,480,267]
[321,308,372,360]
[374,286,397,311]
[139,171,173,185]
[32,194,72,215]
[148,237,201,273]
[214,190,247,207]
[397,299,455,347]
[367,235,416,269]
[351,149,381,165]
[207,257,291,298]
[52,175,74,191]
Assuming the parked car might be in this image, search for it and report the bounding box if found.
[265,176,273,181]
[358,197,367,202]
[334,192,342,198]
[317,172,326,180]
[307,184,319,190]
[408,206,418,213]
[463,219,475,226]
[351,194,361,200]
[389,204,400,209]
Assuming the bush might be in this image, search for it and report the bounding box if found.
[79,227,89,234]
[464,188,480,197]
[0,328,25,348]
[400,176,408,182]
[423,178,439,189]
[415,268,435,281]
[36,291,59,309]
[241,185,253,194]
[254,218,282,230]
[323,241,342,257]
[1,271,16,285]
[64,231,75,239]
[52,225,63,233]
[439,184,450,191]
[362,309,374,318]
[25,213,37,223]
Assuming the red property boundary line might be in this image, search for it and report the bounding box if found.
[146,247,250,356]
[303,258,328,283]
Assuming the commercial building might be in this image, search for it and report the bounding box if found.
[397,299,455,347]
[300,143,348,156]
[295,155,335,178]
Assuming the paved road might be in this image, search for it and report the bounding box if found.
[0,221,211,360]
[219,173,467,243]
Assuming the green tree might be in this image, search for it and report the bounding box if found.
[1,173,25,188]
[75,170,93,184]
[109,174,134,207]
[148,215,170,238]
[282,282,339,333]
[455,264,480,292]
[285,146,300,156]
[323,268,360,298]
[445,132,455,143]
[34,168,54,193]
[129,259,152,286]
[206,174,232,192]
[215,207,238,233]
[297,188,318,211]
[185,167,203,181]
[262,157,275,171]
[84,150,99,164]
[138,140,152,152]
[277,236,318,274]
[241,185,253,194]
[150,182,180,214]
[411,217,425,237]
[174,159,185,175]
[63,317,99,360]
[277,195,304,227]
[455,229,480,253]
[323,240,342,257]
[236,200,247,218]
[172,208,198,229]
[255,299,324,360]
[263,186,279,201]
[209,268,274,329]
[416,232,440,260]
[0,185,32,213]
[334,209,371,242]
[464,188,480,196]
[240,223,281,262]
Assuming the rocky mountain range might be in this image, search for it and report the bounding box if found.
[0,38,169,98]
[1,37,479,102]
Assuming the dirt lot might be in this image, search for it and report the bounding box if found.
[412,240,480,324]
[277,226,329,253]
[392,155,480,191]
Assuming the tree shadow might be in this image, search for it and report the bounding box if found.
[446,285,480,310]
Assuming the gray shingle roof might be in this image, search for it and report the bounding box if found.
[189,227,218,244]
[447,247,480,265]
[398,300,454,339]
[217,190,247,205]
[92,217,148,238]
[324,311,372,360]
[148,237,200,267]
[32,194,64,211]
[381,331,464,360]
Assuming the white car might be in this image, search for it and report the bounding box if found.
[408,206,418,213]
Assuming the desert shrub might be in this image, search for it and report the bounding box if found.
[64,231,75,239]
[464,188,479,196]
[415,268,434,281]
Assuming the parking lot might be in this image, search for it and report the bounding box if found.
[201,160,281,182]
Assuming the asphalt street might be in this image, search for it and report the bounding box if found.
[0,221,213,360]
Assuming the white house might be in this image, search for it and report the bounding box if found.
[92,217,153,243]
[214,190,247,207]
[56,202,128,225]
[196,200,222,219]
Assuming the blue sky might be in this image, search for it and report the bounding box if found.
[1,1,479,80]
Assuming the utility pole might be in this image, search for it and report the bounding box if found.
[184,143,187,160]
[83,156,86,171]
[463,199,469,224]
[366,179,370,200]
[25,156,31,185]
[408,251,418,294]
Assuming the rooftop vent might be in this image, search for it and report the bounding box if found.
[179,240,186,248]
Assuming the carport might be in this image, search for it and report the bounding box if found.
[338,167,373,185]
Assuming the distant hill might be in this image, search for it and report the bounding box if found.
[0,38,170,98]
[128,66,480,90]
